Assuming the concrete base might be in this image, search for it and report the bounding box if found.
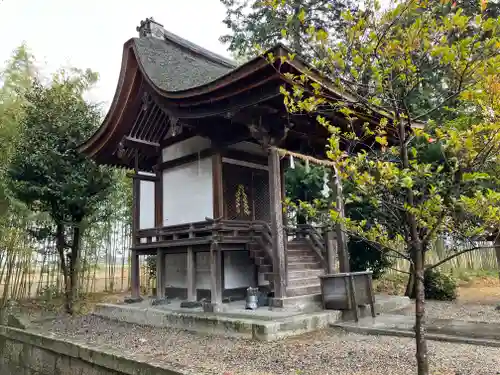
[202,302,224,313]
[342,294,411,320]
[123,297,143,304]
[93,300,341,341]
[335,314,500,347]
[269,294,322,311]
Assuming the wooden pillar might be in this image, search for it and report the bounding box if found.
[131,166,142,299]
[132,177,141,244]
[186,246,196,301]
[324,230,337,274]
[331,166,350,273]
[154,162,163,227]
[156,249,166,300]
[209,242,223,309]
[207,151,224,311]
[268,147,286,299]
[212,152,224,219]
[280,157,289,282]
[131,250,141,300]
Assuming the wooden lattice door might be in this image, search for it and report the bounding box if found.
[223,163,270,222]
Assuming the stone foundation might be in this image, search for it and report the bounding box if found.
[0,325,183,375]
[93,303,341,341]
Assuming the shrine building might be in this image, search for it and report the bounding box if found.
[79,18,375,311]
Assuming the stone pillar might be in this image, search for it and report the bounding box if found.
[268,147,286,299]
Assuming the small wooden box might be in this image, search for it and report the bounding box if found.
[319,271,375,321]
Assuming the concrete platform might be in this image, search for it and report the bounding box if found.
[93,299,342,341]
[92,294,410,341]
[335,314,500,347]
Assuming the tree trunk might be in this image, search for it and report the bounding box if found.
[495,236,500,281]
[414,246,429,375]
[55,223,71,314]
[68,225,82,315]
[397,116,429,375]
[292,3,302,54]
[405,263,415,298]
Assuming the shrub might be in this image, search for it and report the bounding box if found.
[424,268,458,301]
[348,238,392,279]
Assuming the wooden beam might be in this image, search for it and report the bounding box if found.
[156,148,215,172]
[268,147,286,299]
[222,157,268,171]
[159,128,196,148]
[123,136,160,155]
[126,172,158,182]
[222,149,268,166]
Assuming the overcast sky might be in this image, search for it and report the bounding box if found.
[0,0,230,110]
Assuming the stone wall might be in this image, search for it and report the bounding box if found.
[0,325,183,375]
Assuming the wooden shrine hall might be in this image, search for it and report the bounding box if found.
[79,18,360,310]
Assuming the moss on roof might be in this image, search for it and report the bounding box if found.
[133,30,237,92]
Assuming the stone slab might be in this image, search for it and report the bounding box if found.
[334,313,500,347]
[93,303,342,341]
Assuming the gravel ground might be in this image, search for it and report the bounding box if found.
[36,315,500,375]
[397,300,500,323]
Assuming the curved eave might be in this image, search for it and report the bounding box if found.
[78,45,142,161]
[79,37,425,166]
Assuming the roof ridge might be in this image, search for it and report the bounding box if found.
[161,28,237,69]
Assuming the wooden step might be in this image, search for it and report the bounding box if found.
[286,240,310,250]
[288,277,322,288]
[287,262,323,270]
[287,255,318,263]
[288,269,325,279]
[286,249,312,256]
[286,284,321,297]
[258,264,272,273]
[254,256,270,266]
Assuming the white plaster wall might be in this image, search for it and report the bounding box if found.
[224,251,255,289]
[139,180,155,230]
[195,252,211,290]
[162,158,213,226]
[165,253,187,288]
[161,251,256,292]
[161,136,213,226]
[162,136,211,162]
